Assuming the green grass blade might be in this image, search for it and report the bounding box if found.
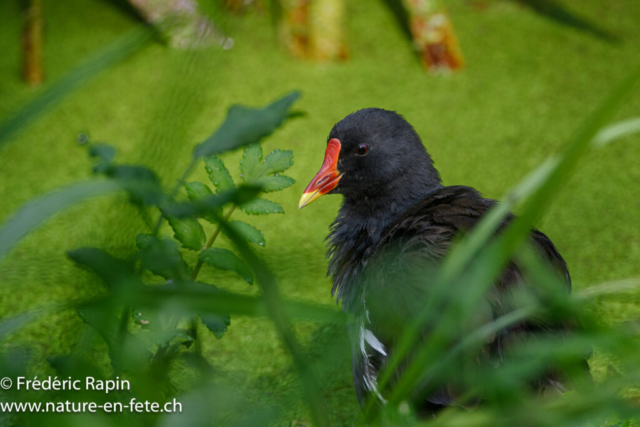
[576,277,640,300]
[593,117,640,147]
[512,0,620,43]
[0,25,155,149]
[0,180,122,261]
[215,213,331,427]
[0,312,34,341]
[367,63,640,415]
[135,285,344,323]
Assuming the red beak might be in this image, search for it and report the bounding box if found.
[298,138,343,209]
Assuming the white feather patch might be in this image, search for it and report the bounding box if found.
[359,324,388,403]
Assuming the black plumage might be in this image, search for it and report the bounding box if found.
[299,108,587,413]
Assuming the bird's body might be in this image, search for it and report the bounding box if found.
[298,108,586,413]
[329,185,573,410]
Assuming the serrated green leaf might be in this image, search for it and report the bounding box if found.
[184,181,213,200]
[67,247,142,290]
[193,91,301,159]
[133,311,193,347]
[107,164,158,182]
[239,198,284,215]
[106,165,165,205]
[259,175,295,192]
[77,303,151,374]
[223,221,266,246]
[199,248,253,284]
[204,156,235,193]
[136,234,191,281]
[184,181,219,223]
[200,313,230,339]
[163,212,206,251]
[253,149,294,179]
[162,185,261,220]
[240,148,295,192]
[240,144,263,182]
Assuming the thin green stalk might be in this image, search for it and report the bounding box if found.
[217,214,330,427]
[190,205,236,281]
[0,180,122,261]
[115,305,131,374]
[134,159,198,350]
[577,278,640,300]
[152,158,198,236]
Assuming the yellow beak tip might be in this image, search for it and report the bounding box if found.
[298,191,320,210]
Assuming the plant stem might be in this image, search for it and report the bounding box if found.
[189,205,236,281]
[152,158,198,236]
[219,219,330,427]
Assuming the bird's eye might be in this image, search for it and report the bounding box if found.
[355,144,369,156]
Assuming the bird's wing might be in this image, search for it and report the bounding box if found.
[361,185,580,409]
[364,185,503,326]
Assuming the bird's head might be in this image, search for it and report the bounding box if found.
[299,108,441,209]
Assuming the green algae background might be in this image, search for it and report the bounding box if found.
[1,0,640,424]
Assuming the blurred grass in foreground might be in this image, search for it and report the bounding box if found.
[1,1,640,426]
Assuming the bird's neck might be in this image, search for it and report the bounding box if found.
[327,174,442,307]
[338,175,442,242]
